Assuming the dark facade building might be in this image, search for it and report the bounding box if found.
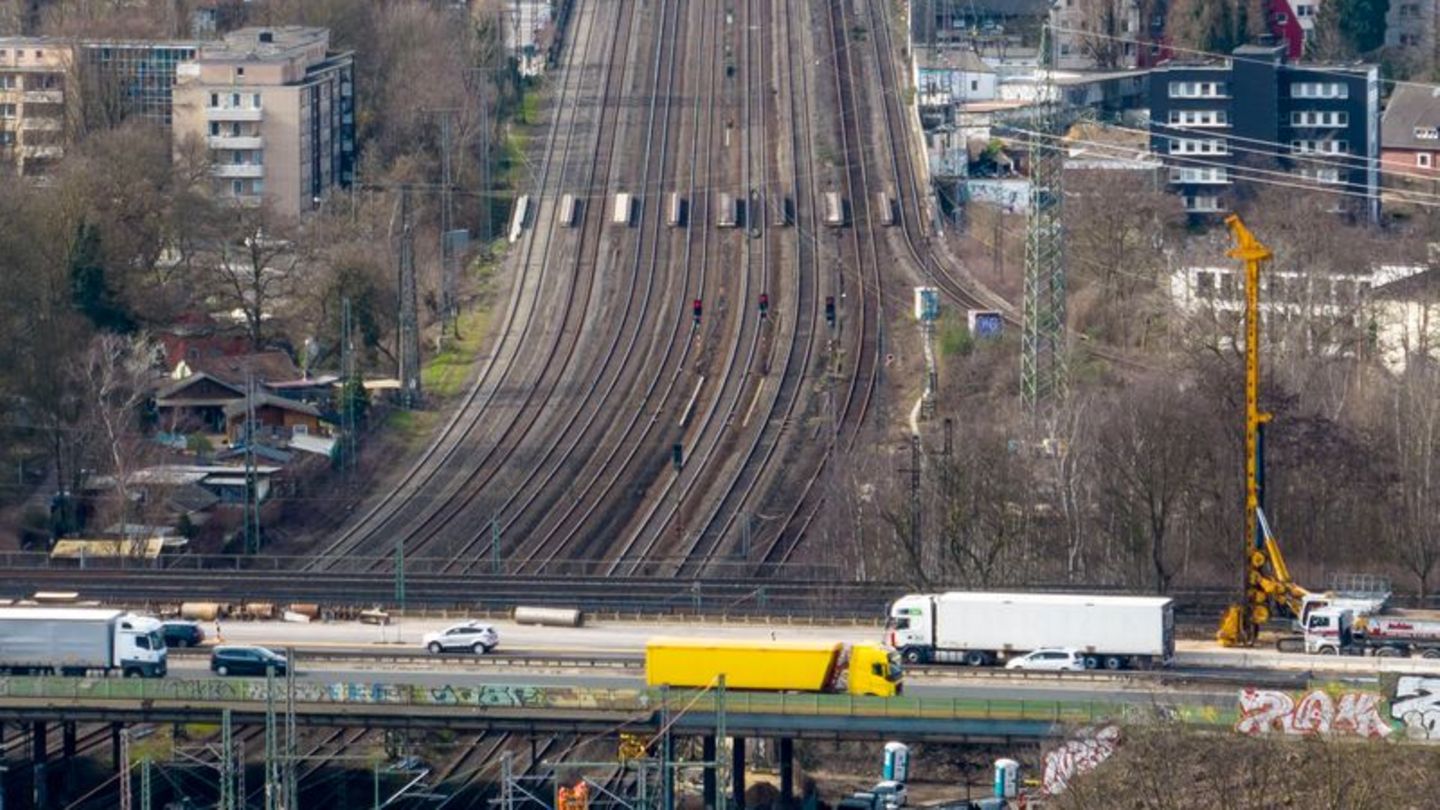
[1148,42,1380,222]
[79,41,200,125]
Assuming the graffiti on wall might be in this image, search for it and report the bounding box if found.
[1392,677,1440,741]
[1042,725,1119,795]
[1235,688,1393,738]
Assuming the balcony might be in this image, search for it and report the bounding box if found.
[208,135,264,150]
[207,106,263,122]
[19,117,61,131]
[213,163,265,179]
[22,90,62,104]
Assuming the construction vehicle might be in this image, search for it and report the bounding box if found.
[1304,605,1440,657]
[643,638,901,696]
[886,591,1173,670]
[1216,216,1311,647]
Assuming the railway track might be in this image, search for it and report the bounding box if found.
[301,0,634,571]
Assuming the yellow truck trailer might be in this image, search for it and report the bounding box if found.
[644,638,901,696]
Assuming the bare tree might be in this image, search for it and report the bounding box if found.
[205,205,303,350]
[1385,364,1440,599]
[77,333,161,549]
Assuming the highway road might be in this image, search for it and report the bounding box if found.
[163,657,1238,708]
[196,617,1440,677]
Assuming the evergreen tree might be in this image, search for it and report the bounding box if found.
[68,222,134,333]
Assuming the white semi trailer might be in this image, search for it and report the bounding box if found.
[0,608,168,677]
[886,592,1174,670]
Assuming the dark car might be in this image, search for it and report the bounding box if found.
[160,620,205,648]
[209,646,288,677]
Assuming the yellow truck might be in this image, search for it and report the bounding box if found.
[644,638,901,696]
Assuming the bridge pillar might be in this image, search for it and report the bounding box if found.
[110,723,122,772]
[32,721,47,810]
[778,738,794,806]
[702,736,717,810]
[61,723,75,759]
[731,737,746,810]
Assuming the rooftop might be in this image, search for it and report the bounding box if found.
[199,26,331,62]
[1383,83,1440,151]
[916,47,993,74]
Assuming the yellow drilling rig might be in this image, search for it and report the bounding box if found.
[1215,216,1310,648]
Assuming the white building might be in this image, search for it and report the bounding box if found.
[1168,261,1429,369]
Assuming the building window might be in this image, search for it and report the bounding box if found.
[210,92,219,108]
[232,179,243,195]
[1291,139,1348,154]
[1415,127,1440,140]
[0,104,14,119]
[1290,82,1348,99]
[1297,167,1342,183]
[230,93,240,108]
[0,76,13,89]
[0,131,13,145]
[1420,153,1434,168]
[1170,137,1228,155]
[1168,81,1228,98]
[1196,270,1216,296]
[1171,167,1229,184]
[252,93,262,109]
[970,79,979,92]
[236,67,245,77]
[209,121,220,136]
[1186,191,1221,211]
[1167,109,1229,127]
[1290,110,1349,127]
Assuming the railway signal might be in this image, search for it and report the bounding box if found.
[825,296,836,328]
[692,298,703,324]
[759,293,769,317]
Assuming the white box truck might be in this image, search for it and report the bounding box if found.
[886,592,1174,670]
[0,608,167,677]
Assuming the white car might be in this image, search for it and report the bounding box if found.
[1004,648,1086,672]
[422,621,499,655]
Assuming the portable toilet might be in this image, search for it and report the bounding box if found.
[882,742,910,784]
[993,758,1019,799]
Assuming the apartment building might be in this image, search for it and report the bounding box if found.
[172,27,354,217]
[1148,42,1379,222]
[1387,0,1440,61]
[0,37,69,176]
[77,41,199,126]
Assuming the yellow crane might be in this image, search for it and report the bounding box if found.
[1216,216,1309,647]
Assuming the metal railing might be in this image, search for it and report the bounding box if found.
[0,678,1231,729]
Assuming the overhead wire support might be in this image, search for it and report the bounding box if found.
[1020,23,1068,413]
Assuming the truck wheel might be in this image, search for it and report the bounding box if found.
[1376,647,1402,658]
[1104,656,1125,671]
[124,668,141,679]
[963,651,987,667]
[1082,656,1100,670]
[1318,646,1338,655]
[1423,649,1440,659]
[901,648,923,664]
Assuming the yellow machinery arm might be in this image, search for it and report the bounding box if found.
[1216,216,1309,647]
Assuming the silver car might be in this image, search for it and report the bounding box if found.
[422,621,499,655]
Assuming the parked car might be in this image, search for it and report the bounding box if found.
[871,780,908,809]
[210,646,287,677]
[160,620,205,648]
[1004,648,1086,672]
[422,621,499,655]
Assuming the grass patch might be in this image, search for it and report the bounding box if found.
[421,306,492,400]
[519,85,542,125]
[938,316,974,357]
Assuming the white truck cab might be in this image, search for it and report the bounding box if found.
[1303,607,1354,655]
[117,614,168,677]
[885,595,933,657]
